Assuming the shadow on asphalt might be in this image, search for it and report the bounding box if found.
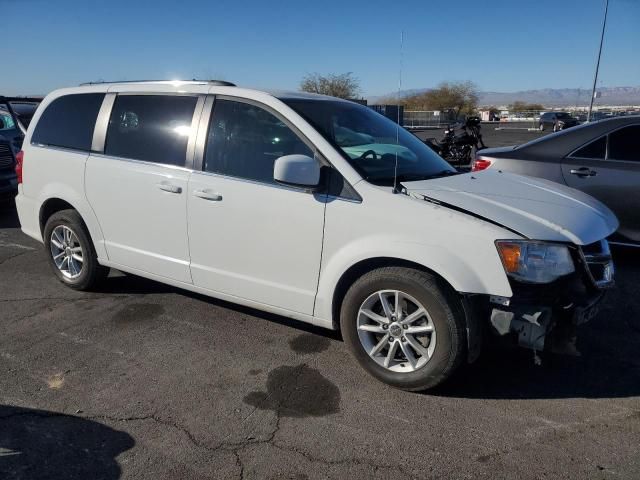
[0,405,134,480]
[0,200,20,229]
[98,272,343,341]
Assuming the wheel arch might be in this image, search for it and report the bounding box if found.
[326,256,485,364]
[39,198,76,234]
[38,195,108,260]
[329,257,461,332]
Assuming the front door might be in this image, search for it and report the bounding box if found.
[86,94,201,283]
[187,98,326,314]
[561,125,640,242]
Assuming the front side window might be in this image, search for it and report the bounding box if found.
[204,99,313,184]
[105,95,198,166]
[608,125,640,162]
[571,136,606,159]
[283,99,454,186]
[32,93,105,151]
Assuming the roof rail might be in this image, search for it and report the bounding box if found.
[79,79,236,87]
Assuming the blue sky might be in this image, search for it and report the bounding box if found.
[2,0,638,96]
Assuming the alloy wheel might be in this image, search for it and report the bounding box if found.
[50,225,84,279]
[357,290,436,373]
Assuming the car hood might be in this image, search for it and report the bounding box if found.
[402,170,619,245]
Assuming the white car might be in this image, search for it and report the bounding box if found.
[15,80,618,391]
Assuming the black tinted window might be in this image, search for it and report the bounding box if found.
[32,93,104,151]
[204,100,313,184]
[572,136,606,159]
[105,95,197,166]
[608,125,640,162]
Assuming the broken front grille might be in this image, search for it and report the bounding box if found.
[579,239,615,289]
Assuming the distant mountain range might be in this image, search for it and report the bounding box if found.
[369,86,640,107]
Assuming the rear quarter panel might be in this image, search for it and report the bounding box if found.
[490,156,567,184]
[17,86,109,258]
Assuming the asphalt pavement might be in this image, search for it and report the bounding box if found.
[1,164,640,479]
[412,121,548,149]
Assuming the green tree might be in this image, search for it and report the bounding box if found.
[509,101,545,112]
[399,81,479,115]
[300,72,360,99]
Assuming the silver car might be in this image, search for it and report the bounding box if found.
[473,116,640,246]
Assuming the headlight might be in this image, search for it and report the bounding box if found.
[495,240,575,283]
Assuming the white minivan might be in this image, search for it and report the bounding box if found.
[15,80,618,391]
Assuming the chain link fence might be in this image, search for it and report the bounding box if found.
[494,110,542,131]
[403,110,458,129]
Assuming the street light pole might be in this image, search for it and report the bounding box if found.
[587,0,609,122]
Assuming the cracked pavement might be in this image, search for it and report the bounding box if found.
[1,202,640,479]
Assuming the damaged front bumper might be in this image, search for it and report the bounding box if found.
[467,239,614,359]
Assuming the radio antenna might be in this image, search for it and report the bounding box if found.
[392,30,404,194]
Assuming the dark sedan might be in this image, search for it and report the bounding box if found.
[472,116,640,246]
[539,111,579,132]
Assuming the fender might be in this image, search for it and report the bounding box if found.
[312,234,513,328]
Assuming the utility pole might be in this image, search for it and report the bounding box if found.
[588,0,609,122]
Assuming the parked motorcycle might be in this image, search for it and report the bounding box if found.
[423,116,486,167]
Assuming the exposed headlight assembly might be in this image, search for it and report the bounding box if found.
[495,240,575,284]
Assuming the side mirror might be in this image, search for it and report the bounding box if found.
[274,154,320,189]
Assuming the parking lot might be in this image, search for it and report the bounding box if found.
[412,122,547,149]
[1,125,639,478]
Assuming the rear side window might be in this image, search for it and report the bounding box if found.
[105,95,198,166]
[572,136,606,159]
[32,93,104,151]
[608,125,640,162]
[204,99,313,184]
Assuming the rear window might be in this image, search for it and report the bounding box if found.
[31,93,105,151]
[572,136,606,159]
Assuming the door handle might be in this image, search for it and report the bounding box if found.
[569,167,597,177]
[193,189,223,201]
[156,182,182,194]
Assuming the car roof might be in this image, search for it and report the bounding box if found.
[44,81,351,106]
[518,115,640,156]
[267,90,352,103]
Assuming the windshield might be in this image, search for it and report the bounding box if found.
[556,112,571,119]
[283,99,455,186]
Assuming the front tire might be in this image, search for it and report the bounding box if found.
[539,123,545,131]
[340,267,466,391]
[43,209,108,290]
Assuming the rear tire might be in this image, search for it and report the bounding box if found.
[340,267,466,391]
[43,209,109,290]
[539,123,545,131]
